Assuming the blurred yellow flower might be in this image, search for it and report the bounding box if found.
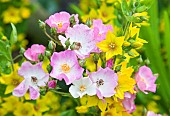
[81,8,98,23]
[1,96,20,113]
[98,2,116,22]
[0,63,23,94]
[2,6,22,24]
[20,7,31,19]
[97,31,124,60]
[14,102,34,116]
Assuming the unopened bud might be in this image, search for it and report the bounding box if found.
[48,41,56,50]
[132,42,143,48]
[48,80,57,88]
[65,38,70,49]
[20,47,25,54]
[38,20,46,30]
[93,54,99,64]
[47,64,52,73]
[38,53,44,61]
[145,58,150,65]
[69,16,76,27]
[123,41,131,47]
[45,50,51,58]
[79,59,86,67]
[137,56,143,64]
[85,18,92,27]
[50,28,57,36]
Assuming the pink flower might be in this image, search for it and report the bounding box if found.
[48,80,57,88]
[90,67,118,99]
[122,92,136,113]
[50,50,84,85]
[147,111,162,116]
[135,66,157,94]
[69,77,96,98]
[13,62,49,100]
[45,11,79,33]
[59,24,96,59]
[24,44,46,62]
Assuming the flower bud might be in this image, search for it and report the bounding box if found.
[65,38,70,49]
[50,27,57,36]
[46,64,52,73]
[85,18,92,27]
[145,58,150,65]
[38,20,46,30]
[70,42,82,50]
[132,42,143,48]
[38,53,44,61]
[69,16,76,27]
[123,41,131,47]
[79,59,86,67]
[45,50,51,58]
[48,41,56,50]
[93,54,99,64]
[48,80,57,88]
[2,36,7,41]
[19,47,25,54]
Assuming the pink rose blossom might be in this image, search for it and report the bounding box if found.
[24,44,46,62]
[122,92,136,113]
[147,111,162,116]
[45,11,79,33]
[13,61,49,100]
[135,66,157,94]
[90,67,118,99]
[69,77,96,98]
[48,80,57,88]
[59,24,96,59]
[50,50,84,85]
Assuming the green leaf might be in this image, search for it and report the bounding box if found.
[60,109,77,116]
[0,40,11,60]
[121,0,131,16]
[0,55,12,74]
[10,23,17,45]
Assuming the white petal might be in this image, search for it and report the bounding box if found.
[69,85,79,98]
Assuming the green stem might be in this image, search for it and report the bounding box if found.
[123,21,131,39]
[13,54,23,61]
[44,29,57,43]
[49,89,72,97]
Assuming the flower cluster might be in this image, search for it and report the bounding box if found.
[10,10,158,115]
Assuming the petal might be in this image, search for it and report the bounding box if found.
[69,85,79,98]
[13,80,29,97]
[29,86,40,100]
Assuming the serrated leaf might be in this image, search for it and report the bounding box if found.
[10,23,17,45]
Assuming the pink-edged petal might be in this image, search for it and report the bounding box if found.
[13,80,29,97]
[29,86,40,100]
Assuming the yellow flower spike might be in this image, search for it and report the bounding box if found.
[86,96,98,107]
[76,106,88,113]
[97,31,124,60]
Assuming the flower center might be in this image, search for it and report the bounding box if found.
[74,42,82,50]
[61,64,70,73]
[109,42,115,49]
[31,76,38,84]
[12,79,20,86]
[80,85,86,92]
[57,22,63,29]
[96,79,104,87]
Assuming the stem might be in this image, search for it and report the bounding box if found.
[49,89,72,97]
[44,30,57,43]
[123,21,131,39]
[13,54,23,61]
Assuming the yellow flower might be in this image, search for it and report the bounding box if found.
[33,98,50,116]
[14,102,34,116]
[0,108,7,116]
[20,7,31,19]
[132,105,144,116]
[97,31,124,60]
[0,63,23,94]
[97,2,116,22]
[79,0,98,13]
[115,61,136,99]
[85,54,102,72]
[1,96,20,113]
[76,106,88,113]
[147,101,160,113]
[2,6,22,24]
[81,8,98,23]
[133,12,150,27]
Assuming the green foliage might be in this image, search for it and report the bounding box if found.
[10,23,18,45]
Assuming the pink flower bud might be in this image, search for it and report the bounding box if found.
[48,80,56,88]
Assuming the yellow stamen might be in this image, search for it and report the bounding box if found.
[61,64,70,73]
[80,85,86,92]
